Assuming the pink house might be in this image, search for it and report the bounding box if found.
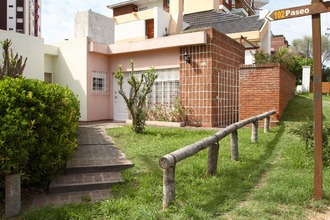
[44,0,271,127]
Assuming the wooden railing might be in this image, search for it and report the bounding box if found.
[159,110,276,209]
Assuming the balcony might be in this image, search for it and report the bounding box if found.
[254,0,269,9]
[114,7,170,43]
[232,0,255,16]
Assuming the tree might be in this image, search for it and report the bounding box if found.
[0,39,27,80]
[323,66,330,82]
[115,60,158,134]
[291,35,330,64]
[254,46,311,82]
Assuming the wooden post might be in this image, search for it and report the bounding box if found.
[231,130,239,161]
[312,0,323,200]
[264,116,270,133]
[5,174,21,217]
[207,142,219,175]
[251,121,258,143]
[163,166,175,209]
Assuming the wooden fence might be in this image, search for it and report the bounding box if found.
[159,110,276,209]
[310,82,330,94]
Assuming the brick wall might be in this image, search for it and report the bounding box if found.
[271,35,288,52]
[180,28,245,127]
[239,63,296,125]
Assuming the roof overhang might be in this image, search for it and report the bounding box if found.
[107,0,137,9]
[226,19,269,49]
[89,31,207,55]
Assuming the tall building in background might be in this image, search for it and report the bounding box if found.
[0,0,41,37]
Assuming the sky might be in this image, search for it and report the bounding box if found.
[42,0,330,63]
[263,0,330,44]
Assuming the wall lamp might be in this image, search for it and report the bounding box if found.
[184,53,191,64]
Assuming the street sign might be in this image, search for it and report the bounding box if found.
[266,0,329,200]
[266,1,330,21]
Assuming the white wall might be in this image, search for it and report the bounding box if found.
[115,20,146,42]
[0,30,44,80]
[155,7,170,37]
[75,10,114,45]
[260,21,271,53]
[245,50,256,65]
[52,38,88,121]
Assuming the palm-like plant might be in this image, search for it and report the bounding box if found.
[0,39,27,80]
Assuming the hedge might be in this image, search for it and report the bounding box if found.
[0,77,80,189]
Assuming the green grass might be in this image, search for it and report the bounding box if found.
[8,94,330,219]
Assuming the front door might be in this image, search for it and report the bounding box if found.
[113,74,129,121]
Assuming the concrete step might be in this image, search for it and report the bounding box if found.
[49,172,123,194]
[65,158,134,174]
[65,144,134,174]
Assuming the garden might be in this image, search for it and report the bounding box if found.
[12,93,330,220]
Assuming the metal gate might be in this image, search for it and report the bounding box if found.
[217,69,239,127]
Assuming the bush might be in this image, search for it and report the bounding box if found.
[0,77,80,189]
[290,122,330,166]
[147,97,186,122]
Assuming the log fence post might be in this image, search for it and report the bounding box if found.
[231,130,239,161]
[264,116,270,133]
[163,166,175,210]
[160,110,276,209]
[251,121,258,143]
[207,142,219,175]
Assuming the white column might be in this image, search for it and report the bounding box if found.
[302,66,311,93]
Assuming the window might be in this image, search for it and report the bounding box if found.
[44,73,52,84]
[17,7,23,12]
[92,71,107,94]
[147,68,180,107]
[17,18,23,23]
[9,5,13,8]
[9,28,13,30]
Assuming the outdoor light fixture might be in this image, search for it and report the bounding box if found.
[184,53,191,64]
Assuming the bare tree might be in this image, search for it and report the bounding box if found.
[291,35,330,64]
[115,60,158,134]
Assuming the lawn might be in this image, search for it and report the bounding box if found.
[12,94,330,219]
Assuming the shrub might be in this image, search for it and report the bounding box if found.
[147,97,186,122]
[0,77,80,189]
[290,121,330,166]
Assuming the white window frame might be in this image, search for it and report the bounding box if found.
[148,68,180,108]
[92,71,108,94]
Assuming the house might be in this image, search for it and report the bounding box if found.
[271,34,289,52]
[0,0,275,127]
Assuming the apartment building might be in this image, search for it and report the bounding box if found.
[0,0,41,36]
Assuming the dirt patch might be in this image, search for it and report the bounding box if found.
[308,207,330,220]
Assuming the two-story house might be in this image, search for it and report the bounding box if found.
[1,0,271,127]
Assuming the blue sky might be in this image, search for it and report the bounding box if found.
[42,1,330,56]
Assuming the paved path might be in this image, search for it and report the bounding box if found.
[29,122,128,210]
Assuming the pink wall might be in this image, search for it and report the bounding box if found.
[86,47,180,121]
[87,53,112,121]
[109,47,180,72]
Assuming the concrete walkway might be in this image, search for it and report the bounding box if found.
[29,122,132,210]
